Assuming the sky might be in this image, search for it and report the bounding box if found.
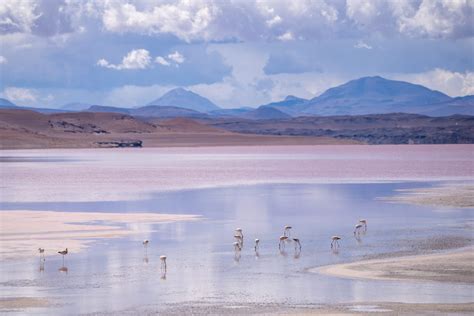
[0,0,473,109]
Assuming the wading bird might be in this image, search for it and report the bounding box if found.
[283,225,292,237]
[142,240,150,257]
[292,238,301,251]
[235,228,243,238]
[279,236,288,250]
[331,236,341,249]
[254,238,260,251]
[38,248,45,261]
[354,223,363,235]
[58,248,68,266]
[160,255,167,271]
[359,219,367,231]
[234,235,243,245]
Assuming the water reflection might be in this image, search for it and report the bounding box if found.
[294,248,301,259]
[39,261,45,273]
[1,182,473,315]
[59,266,69,274]
[233,251,241,263]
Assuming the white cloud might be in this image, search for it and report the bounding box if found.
[167,51,185,64]
[155,56,171,66]
[97,49,152,70]
[354,40,372,49]
[392,68,474,97]
[396,0,474,38]
[186,43,347,107]
[266,15,282,27]
[2,1,471,41]
[277,31,294,41]
[0,0,40,33]
[96,58,109,67]
[101,1,217,42]
[3,87,37,103]
[0,55,7,64]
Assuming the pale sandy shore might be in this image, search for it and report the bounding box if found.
[316,248,474,284]
[0,210,200,260]
[384,184,474,208]
[315,184,474,284]
[84,301,474,315]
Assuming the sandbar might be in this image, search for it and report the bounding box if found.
[315,248,474,284]
[384,184,474,208]
[0,210,200,260]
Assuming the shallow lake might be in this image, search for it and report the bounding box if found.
[1,146,473,314]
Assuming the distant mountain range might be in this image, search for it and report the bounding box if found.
[2,77,472,119]
[298,76,458,116]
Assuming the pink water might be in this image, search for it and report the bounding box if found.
[1,145,473,202]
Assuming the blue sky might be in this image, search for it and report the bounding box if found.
[0,0,473,108]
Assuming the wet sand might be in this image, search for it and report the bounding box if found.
[0,210,199,260]
[86,301,474,315]
[0,297,50,310]
[316,248,474,284]
[384,184,474,208]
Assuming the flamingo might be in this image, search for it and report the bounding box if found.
[142,240,149,256]
[234,235,243,244]
[160,255,167,271]
[359,219,367,231]
[354,223,363,235]
[331,236,341,249]
[279,236,288,250]
[254,238,260,251]
[283,225,292,237]
[292,238,301,251]
[38,248,45,261]
[58,248,68,266]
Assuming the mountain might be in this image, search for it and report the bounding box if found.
[88,105,131,114]
[423,95,474,116]
[243,106,292,120]
[260,95,307,115]
[0,98,19,108]
[132,105,208,118]
[0,99,70,113]
[61,102,93,111]
[301,76,452,116]
[147,88,220,113]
